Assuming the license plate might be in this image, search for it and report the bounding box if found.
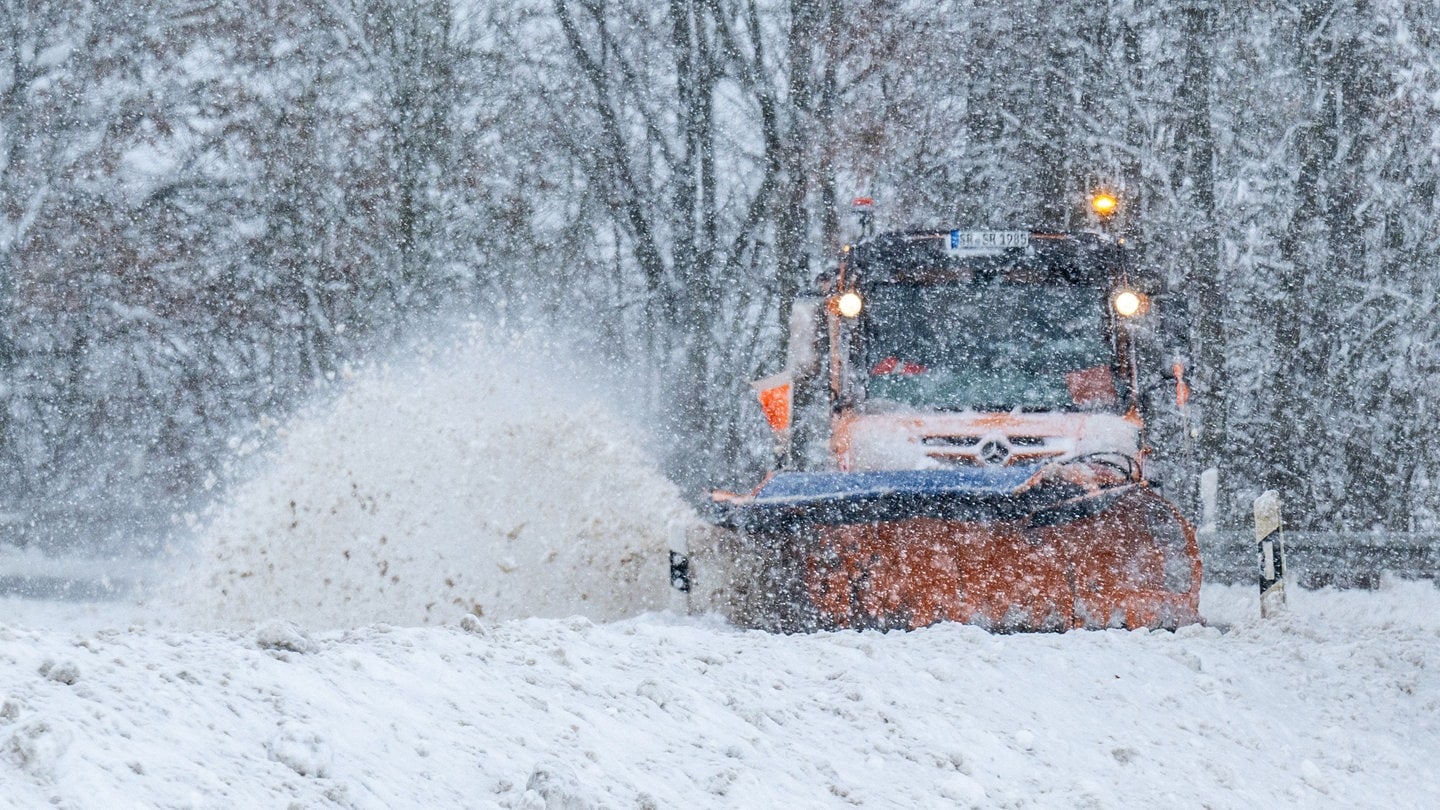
[946,230,1029,251]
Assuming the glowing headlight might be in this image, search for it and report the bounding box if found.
[1112,290,1143,317]
[837,291,863,318]
[1091,193,1118,217]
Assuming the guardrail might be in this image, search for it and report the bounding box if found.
[0,510,172,556]
[1198,530,1440,589]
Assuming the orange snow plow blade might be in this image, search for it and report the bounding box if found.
[692,462,1202,632]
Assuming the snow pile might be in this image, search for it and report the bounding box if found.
[174,331,693,630]
[2,583,1438,807]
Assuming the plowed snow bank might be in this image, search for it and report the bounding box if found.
[177,332,693,630]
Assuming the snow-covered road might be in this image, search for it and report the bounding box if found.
[3,583,1439,808]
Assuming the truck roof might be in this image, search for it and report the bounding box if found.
[846,230,1130,288]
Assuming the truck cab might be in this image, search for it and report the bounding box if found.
[815,229,1163,477]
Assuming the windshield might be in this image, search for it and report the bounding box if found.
[862,280,1114,411]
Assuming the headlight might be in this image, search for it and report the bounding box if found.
[1112,290,1144,317]
[837,291,863,318]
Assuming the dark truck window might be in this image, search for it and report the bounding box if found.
[862,280,1113,411]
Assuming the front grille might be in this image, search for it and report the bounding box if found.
[923,435,1051,448]
[921,435,980,447]
[930,454,980,467]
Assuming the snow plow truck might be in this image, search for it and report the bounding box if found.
[675,206,1203,633]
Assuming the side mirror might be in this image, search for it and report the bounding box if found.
[1143,361,1190,408]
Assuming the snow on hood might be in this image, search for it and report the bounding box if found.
[168,329,695,631]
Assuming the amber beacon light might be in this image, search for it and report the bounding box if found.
[1091,192,1118,218]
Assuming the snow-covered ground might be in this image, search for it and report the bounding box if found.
[3,335,1438,807]
[4,584,1439,808]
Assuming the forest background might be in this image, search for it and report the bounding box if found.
[2,0,1436,546]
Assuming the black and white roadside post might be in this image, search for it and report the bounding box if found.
[1255,490,1286,617]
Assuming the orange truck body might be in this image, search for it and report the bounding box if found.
[693,228,1202,632]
